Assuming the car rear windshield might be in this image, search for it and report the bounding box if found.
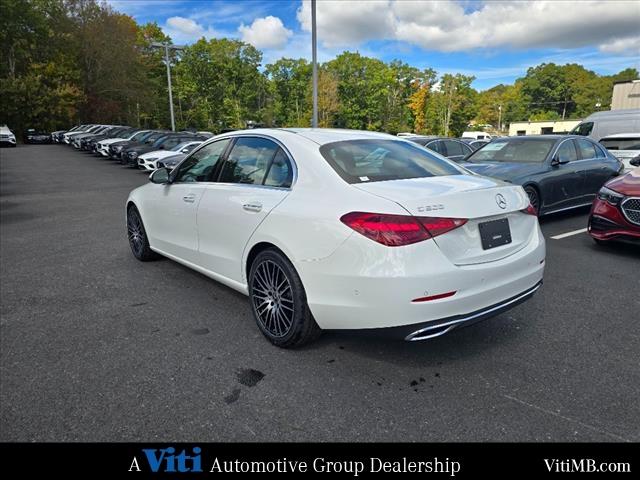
[466,138,556,163]
[600,138,640,150]
[318,139,462,184]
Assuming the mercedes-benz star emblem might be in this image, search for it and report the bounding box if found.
[495,193,507,209]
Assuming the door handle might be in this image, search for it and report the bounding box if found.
[243,202,263,212]
[183,194,196,203]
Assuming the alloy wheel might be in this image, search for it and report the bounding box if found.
[251,260,295,338]
[127,210,145,257]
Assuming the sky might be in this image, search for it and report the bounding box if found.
[107,0,640,90]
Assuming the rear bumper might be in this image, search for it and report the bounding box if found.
[298,222,545,330]
[399,281,541,340]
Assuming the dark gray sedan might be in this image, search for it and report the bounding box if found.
[463,135,623,215]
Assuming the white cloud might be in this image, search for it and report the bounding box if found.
[239,16,293,50]
[163,16,218,43]
[297,0,640,53]
[297,0,395,47]
[599,35,640,56]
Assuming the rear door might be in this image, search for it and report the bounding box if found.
[196,137,293,282]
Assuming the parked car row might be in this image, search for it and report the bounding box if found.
[53,124,211,171]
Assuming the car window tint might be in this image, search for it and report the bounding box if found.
[174,139,230,183]
[426,140,446,155]
[600,138,640,150]
[571,122,593,136]
[264,149,293,188]
[556,141,578,163]
[219,137,279,185]
[319,139,462,184]
[577,139,597,159]
[443,140,466,157]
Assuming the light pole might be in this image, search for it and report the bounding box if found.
[151,42,185,131]
[311,0,318,128]
[498,104,502,132]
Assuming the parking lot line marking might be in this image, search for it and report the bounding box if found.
[550,228,588,240]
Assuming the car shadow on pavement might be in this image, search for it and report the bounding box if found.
[537,205,591,225]
[308,315,526,367]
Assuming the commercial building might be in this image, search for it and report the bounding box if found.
[611,80,640,110]
[508,119,581,136]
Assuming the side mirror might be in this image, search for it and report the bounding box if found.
[551,156,569,167]
[150,167,170,184]
[630,156,640,167]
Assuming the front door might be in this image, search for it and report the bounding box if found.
[144,138,231,263]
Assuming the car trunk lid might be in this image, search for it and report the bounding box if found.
[353,175,537,265]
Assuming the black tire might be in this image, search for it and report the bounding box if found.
[592,237,606,246]
[248,248,321,348]
[127,206,159,261]
[524,185,540,215]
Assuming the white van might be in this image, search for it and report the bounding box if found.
[461,131,493,140]
[570,109,640,141]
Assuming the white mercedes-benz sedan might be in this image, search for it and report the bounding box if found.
[126,129,545,348]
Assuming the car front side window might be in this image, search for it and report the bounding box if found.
[556,140,578,163]
[173,139,231,183]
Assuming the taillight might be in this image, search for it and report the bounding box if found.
[417,217,467,237]
[340,212,467,247]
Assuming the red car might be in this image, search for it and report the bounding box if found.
[588,168,640,244]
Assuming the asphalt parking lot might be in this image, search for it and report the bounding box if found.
[1,144,638,442]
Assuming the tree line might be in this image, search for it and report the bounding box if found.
[1,0,637,136]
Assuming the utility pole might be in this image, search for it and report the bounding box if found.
[498,104,502,132]
[311,0,318,128]
[151,42,185,131]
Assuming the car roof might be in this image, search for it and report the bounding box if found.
[225,128,397,146]
[407,135,441,141]
[586,108,640,119]
[495,135,572,141]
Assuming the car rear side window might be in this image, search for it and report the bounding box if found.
[319,139,462,184]
[219,137,280,185]
[264,149,293,188]
[600,138,640,150]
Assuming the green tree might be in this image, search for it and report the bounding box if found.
[265,58,311,127]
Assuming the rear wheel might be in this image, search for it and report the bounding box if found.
[127,206,159,261]
[248,249,321,348]
[524,186,540,214]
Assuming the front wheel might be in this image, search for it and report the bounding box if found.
[524,186,540,215]
[248,249,321,348]
[127,207,159,261]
